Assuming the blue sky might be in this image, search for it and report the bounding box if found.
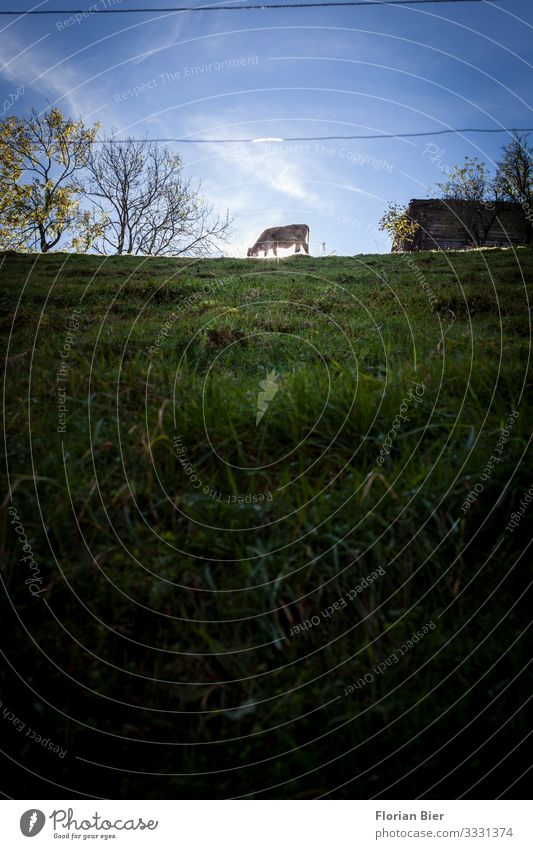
[1,0,532,255]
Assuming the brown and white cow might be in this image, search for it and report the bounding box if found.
[247,224,310,257]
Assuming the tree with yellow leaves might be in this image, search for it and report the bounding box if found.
[0,108,103,252]
[378,201,420,251]
[0,117,29,249]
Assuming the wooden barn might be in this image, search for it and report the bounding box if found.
[393,198,529,252]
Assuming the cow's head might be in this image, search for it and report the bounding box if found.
[247,246,258,257]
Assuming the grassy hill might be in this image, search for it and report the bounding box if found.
[1,247,532,799]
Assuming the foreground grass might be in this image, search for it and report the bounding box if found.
[1,247,532,799]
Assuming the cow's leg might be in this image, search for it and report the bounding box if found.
[295,243,301,253]
[273,245,277,256]
[303,240,309,254]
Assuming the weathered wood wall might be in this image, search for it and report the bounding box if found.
[393,199,528,251]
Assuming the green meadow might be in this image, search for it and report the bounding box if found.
[1,247,532,798]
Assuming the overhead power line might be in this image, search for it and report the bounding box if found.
[91,128,533,144]
[1,127,529,146]
[0,0,506,15]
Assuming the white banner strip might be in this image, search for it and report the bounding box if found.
[1,800,532,848]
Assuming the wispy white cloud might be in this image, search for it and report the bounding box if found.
[186,128,322,202]
[0,30,104,118]
[0,33,51,74]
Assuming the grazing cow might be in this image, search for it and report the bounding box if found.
[247,224,310,257]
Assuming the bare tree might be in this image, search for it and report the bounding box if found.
[87,138,234,256]
[435,157,500,247]
[493,132,533,244]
